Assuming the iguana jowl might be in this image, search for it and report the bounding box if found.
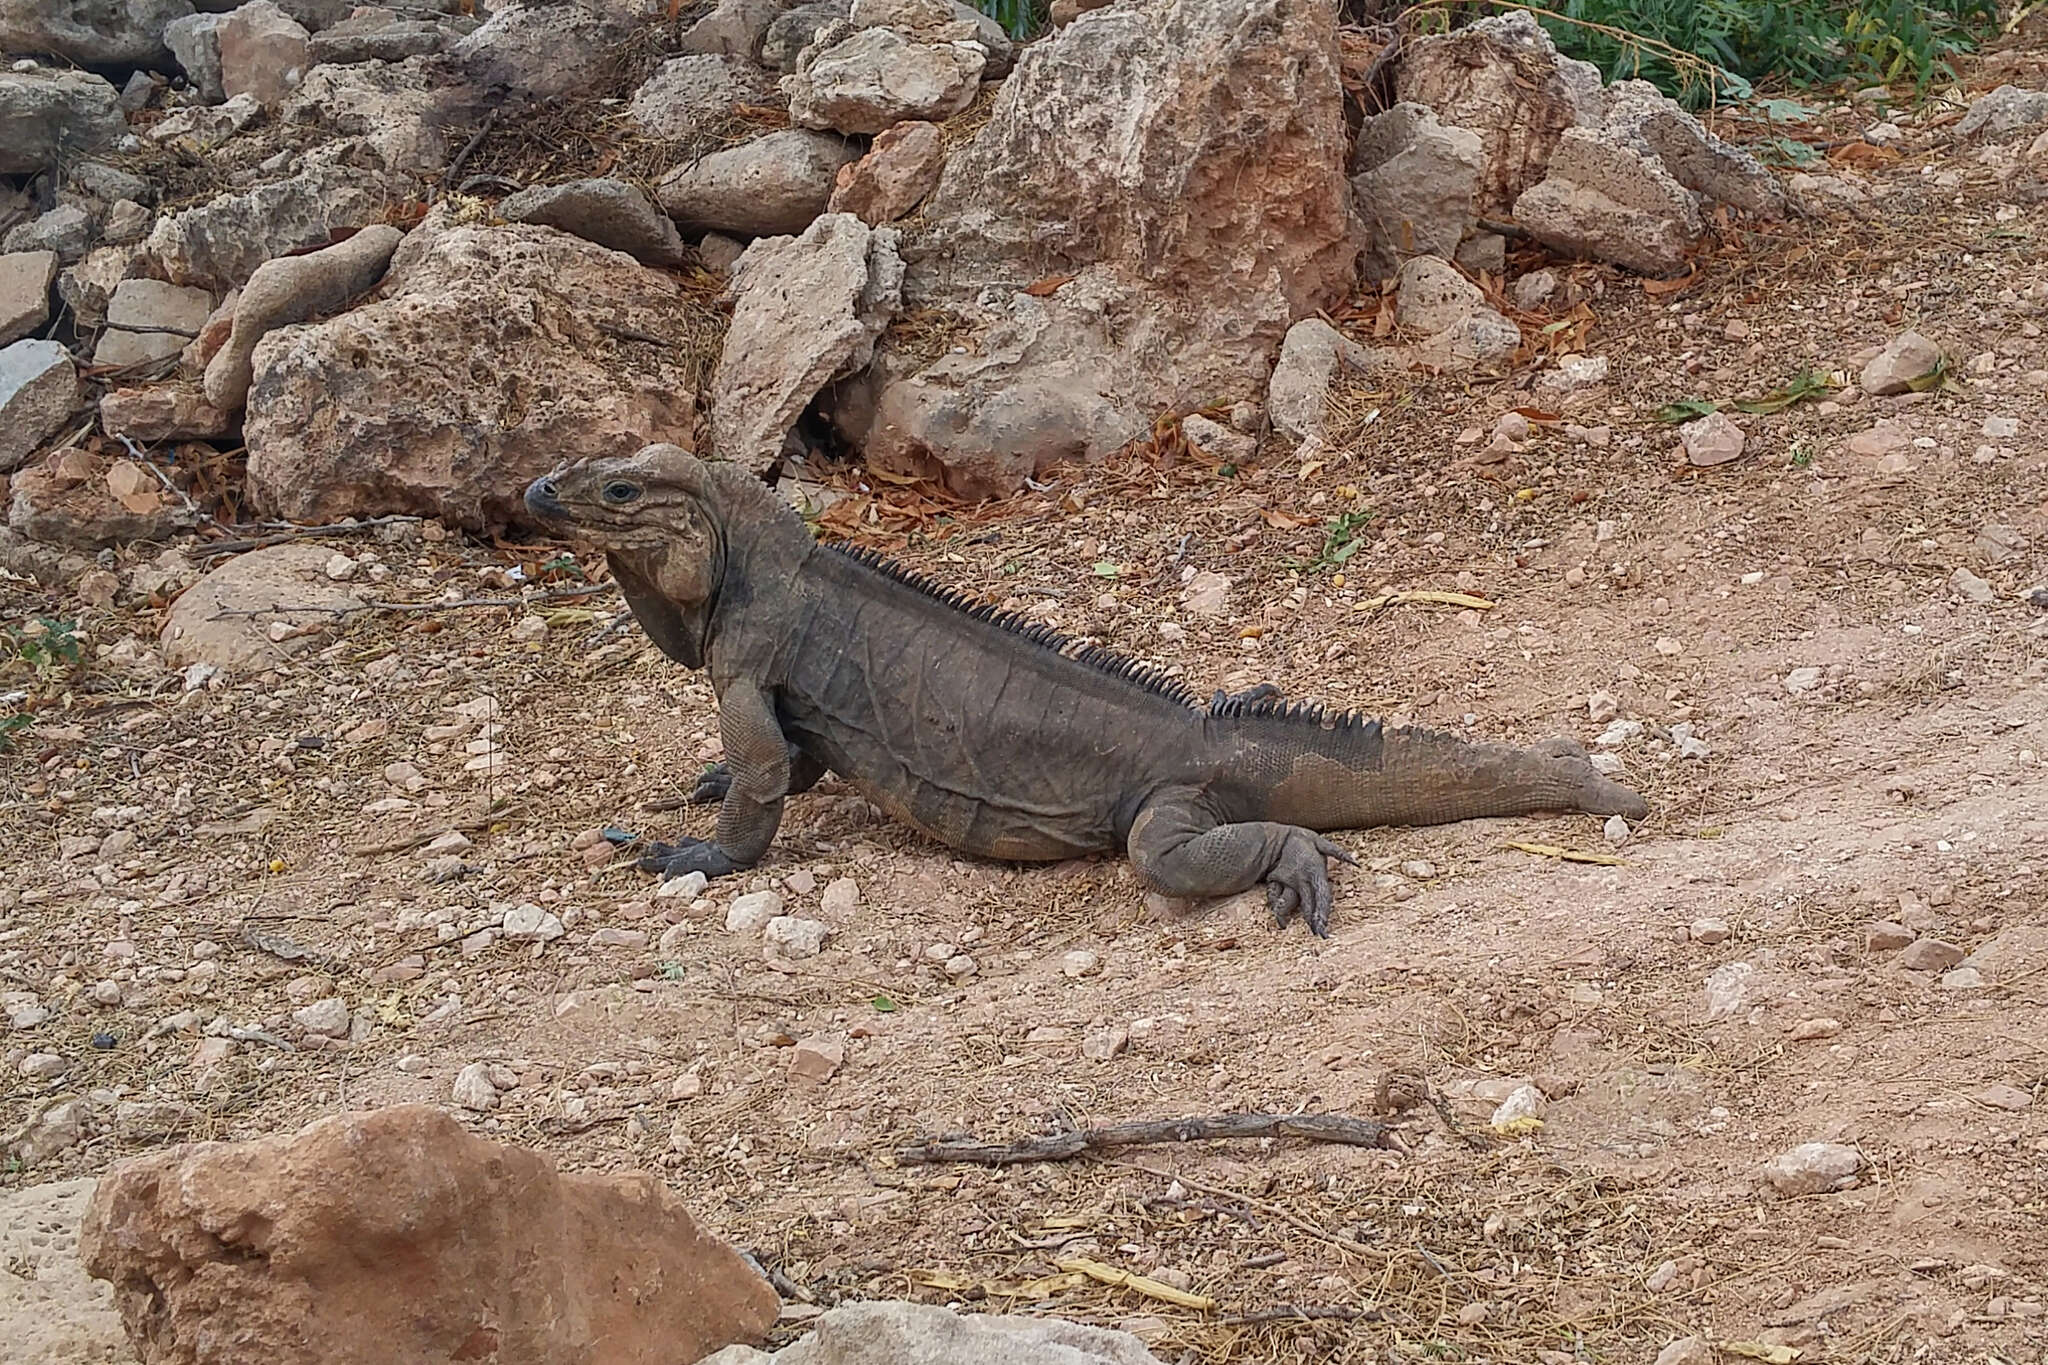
[523,445,1648,937]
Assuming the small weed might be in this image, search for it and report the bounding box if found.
[1293,509,1377,575]
[1790,440,1814,468]
[2,616,83,684]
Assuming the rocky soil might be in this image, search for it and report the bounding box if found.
[4,2,2048,1364]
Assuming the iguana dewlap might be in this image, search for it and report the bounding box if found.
[523,445,1647,937]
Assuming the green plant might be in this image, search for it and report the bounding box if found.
[1294,508,1376,574]
[0,713,30,751]
[974,0,1044,40]
[2,616,83,683]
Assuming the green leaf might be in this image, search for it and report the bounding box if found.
[871,994,898,1013]
[1655,399,1720,423]
[1092,562,1122,577]
[1728,369,1834,414]
[1757,96,1817,122]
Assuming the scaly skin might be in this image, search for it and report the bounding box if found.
[523,445,1649,937]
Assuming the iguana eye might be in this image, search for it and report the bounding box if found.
[602,481,641,504]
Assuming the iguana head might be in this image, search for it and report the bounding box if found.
[524,443,727,621]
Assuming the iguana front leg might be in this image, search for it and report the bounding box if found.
[689,747,826,805]
[1126,789,1357,939]
[638,681,793,879]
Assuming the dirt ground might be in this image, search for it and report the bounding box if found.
[7,50,2048,1365]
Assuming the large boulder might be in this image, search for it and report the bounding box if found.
[712,213,903,470]
[702,1301,1163,1365]
[0,0,195,68]
[863,0,1359,495]
[0,1179,128,1365]
[204,224,401,411]
[783,27,986,135]
[0,70,127,177]
[280,59,472,177]
[659,128,861,238]
[243,221,701,529]
[79,1105,780,1365]
[158,543,366,673]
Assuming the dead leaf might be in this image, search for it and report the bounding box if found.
[1506,840,1625,866]
[1829,141,1900,169]
[1642,268,1698,297]
[1022,273,1077,298]
[1055,1257,1217,1311]
[1722,1343,1802,1364]
[1262,509,1308,530]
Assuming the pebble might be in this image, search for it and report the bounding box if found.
[1062,949,1103,979]
[764,915,829,958]
[1788,1017,1843,1041]
[1864,920,1912,952]
[1455,1302,1490,1326]
[1783,666,1823,694]
[1899,937,1964,972]
[510,615,548,642]
[1082,1027,1129,1062]
[1860,330,1942,395]
[820,877,861,915]
[1974,1084,2032,1111]
[395,1053,429,1073]
[1760,1141,1863,1196]
[1603,815,1629,846]
[91,979,123,1006]
[1025,1026,1073,1043]
[725,890,784,933]
[1950,567,1995,604]
[1703,961,1754,1019]
[423,830,472,855]
[20,1052,68,1079]
[1594,719,1642,748]
[1981,415,2019,438]
[1586,690,1619,723]
[672,1070,703,1099]
[655,871,709,901]
[501,903,566,941]
[1941,966,1986,991]
[589,927,648,949]
[1400,859,1436,881]
[292,997,351,1037]
[451,1061,499,1110]
[1689,917,1730,944]
[1489,1084,1546,1127]
[1679,410,1745,466]
[788,1033,844,1084]
[1655,1337,1716,1365]
[1588,753,1624,777]
[323,553,358,582]
[943,953,978,979]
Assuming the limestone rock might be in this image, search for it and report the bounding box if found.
[1860,330,1942,396]
[1598,80,1784,219]
[219,1,311,110]
[760,0,845,71]
[658,129,861,238]
[0,1178,128,1365]
[204,224,401,412]
[78,1105,780,1365]
[451,0,634,99]
[1760,1141,1863,1196]
[684,0,786,62]
[1267,318,1381,444]
[1394,254,1483,334]
[1680,410,1745,466]
[0,339,81,473]
[3,204,95,264]
[307,14,451,65]
[244,223,699,529]
[699,1301,1164,1365]
[0,0,194,69]
[159,543,366,672]
[1958,84,2048,140]
[1410,306,1519,370]
[784,28,985,135]
[0,248,58,346]
[9,448,197,549]
[92,279,215,370]
[497,179,689,269]
[0,70,127,177]
[280,59,469,177]
[100,384,235,441]
[1512,126,1700,276]
[715,214,903,471]
[165,12,229,104]
[827,119,944,224]
[140,148,390,291]
[54,245,136,330]
[1350,102,1482,279]
[867,0,1359,495]
[629,54,774,142]
[850,0,1014,77]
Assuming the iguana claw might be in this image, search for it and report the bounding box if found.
[637,837,740,878]
[1263,832,1355,939]
[688,764,731,805]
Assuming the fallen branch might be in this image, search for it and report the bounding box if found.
[896,1111,1390,1166]
[1352,589,1495,612]
[1505,840,1625,866]
[197,515,423,561]
[366,584,608,612]
[438,108,498,200]
[1220,1305,1374,1325]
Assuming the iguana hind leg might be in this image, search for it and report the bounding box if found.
[638,681,793,878]
[1126,790,1357,939]
[689,747,826,805]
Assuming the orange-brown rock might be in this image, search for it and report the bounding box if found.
[78,1104,778,1365]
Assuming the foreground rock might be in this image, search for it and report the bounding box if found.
[245,220,699,528]
[80,1105,779,1365]
[785,27,986,135]
[141,148,392,292]
[0,1178,127,1365]
[828,120,945,223]
[9,449,198,549]
[703,1301,1162,1365]
[0,0,190,68]
[865,0,1358,495]
[159,543,366,673]
[0,249,59,345]
[0,339,80,473]
[714,213,903,470]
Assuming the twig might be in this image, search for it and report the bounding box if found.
[197,515,423,561]
[365,584,608,612]
[896,1111,1390,1166]
[439,108,498,200]
[1220,1305,1373,1325]
[1112,1161,1385,1261]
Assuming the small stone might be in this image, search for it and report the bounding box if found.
[764,915,829,958]
[1489,1084,1546,1127]
[91,979,123,1007]
[1025,1026,1073,1044]
[1783,666,1823,694]
[1061,949,1102,979]
[1689,917,1730,944]
[671,1070,703,1099]
[1704,961,1754,1019]
[502,903,565,941]
[510,615,548,642]
[1940,966,1985,992]
[451,1061,498,1110]
[1655,1336,1716,1365]
[1860,330,1943,395]
[943,953,977,979]
[656,871,709,901]
[423,830,472,855]
[20,1051,68,1079]
[789,1033,845,1084]
[1594,719,1643,748]
[292,997,350,1038]
[1974,1084,2032,1111]
[1864,920,1912,952]
[1899,937,1965,972]
[1082,1027,1128,1062]
[1982,415,2019,438]
[1680,410,1745,466]
[590,927,648,949]
[1950,567,1995,604]
[1181,412,1257,463]
[1603,815,1629,846]
[1586,690,1619,724]
[579,842,615,870]
[820,877,861,915]
[1645,1261,1681,1293]
[1400,859,1437,881]
[1182,570,1231,617]
[1455,1302,1489,1326]
[1760,1141,1863,1196]
[1654,636,1683,656]
[1511,270,1557,309]
[725,890,784,934]
[1789,1017,1842,1041]
[323,553,358,582]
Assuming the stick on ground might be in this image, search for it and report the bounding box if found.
[895,1111,1391,1166]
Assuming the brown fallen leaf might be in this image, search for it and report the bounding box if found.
[1022,273,1077,297]
[1642,267,1698,297]
[1055,1257,1217,1311]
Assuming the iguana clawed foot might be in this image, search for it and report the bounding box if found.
[1210,682,1284,711]
[688,764,731,805]
[636,836,742,878]
[1264,831,1358,939]
[1531,736,1650,820]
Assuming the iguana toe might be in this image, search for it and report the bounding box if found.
[1265,830,1346,938]
[689,763,732,804]
[637,837,741,878]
